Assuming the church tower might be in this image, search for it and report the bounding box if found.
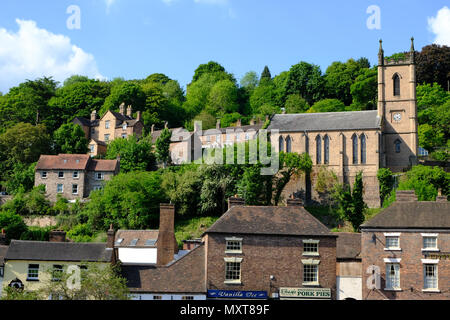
[378,38,418,172]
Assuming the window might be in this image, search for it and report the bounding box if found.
[27,264,39,281]
[73,171,79,179]
[122,134,127,139]
[217,134,222,143]
[58,172,64,179]
[105,120,110,129]
[145,239,157,246]
[96,173,104,181]
[104,134,110,142]
[182,296,194,300]
[303,240,319,256]
[206,135,211,143]
[424,264,438,290]
[324,135,329,164]
[422,235,438,251]
[91,128,95,135]
[52,265,63,281]
[225,261,241,283]
[90,145,95,153]
[72,184,78,195]
[122,123,127,131]
[279,136,284,152]
[393,74,400,96]
[286,136,292,153]
[352,134,358,164]
[57,184,64,194]
[386,263,400,290]
[115,238,124,246]
[316,135,322,164]
[93,185,103,191]
[225,237,242,253]
[130,239,139,246]
[245,133,250,141]
[303,264,318,285]
[385,236,400,250]
[304,135,309,155]
[153,296,162,300]
[41,171,48,179]
[360,135,366,164]
[394,140,401,153]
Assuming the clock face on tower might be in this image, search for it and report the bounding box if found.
[393,113,402,122]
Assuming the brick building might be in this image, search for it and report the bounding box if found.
[73,103,144,157]
[336,232,362,300]
[267,39,419,208]
[35,154,119,202]
[361,190,450,300]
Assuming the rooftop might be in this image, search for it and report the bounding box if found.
[335,232,361,260]
[115,230,159,248]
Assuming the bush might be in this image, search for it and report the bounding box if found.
[0,210,28,242]
[398,165,449,201]
[67,224,95,242]
[377,168,395,205]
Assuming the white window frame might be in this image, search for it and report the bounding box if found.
[104,134,110,142]
[385,262,401,291]
[224,257,242,284]
[27,264,39,281]
[421,234,439,252]
[384,233,401,251]
[52,265,64,282]
[58,171,65,179]
[302,239,320,256]
[422,262,439,292]
[57,184,64,194]
[302,259,320,286]
[41,171,48,179]
[95,172,104,181]
[73,171,79,179]
[105,120,110,129]
[90,144,95,153]
[72,184,78,195]
[225,237,243,254]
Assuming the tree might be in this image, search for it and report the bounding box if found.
[418,123,445,152]
[416,44,450,90]
[237,164,272,206]
[260,66,272,83]
[0,210,28,243]
[377,168,395,206]
[105,135,155,172]
[286,62,325,105]
[240,71,259,90]
[3,162,36,195]
[155,128,172,168]
[101,82,146,116]
[192,61,234,83]
[205,79,239,116]
[350,67,378,110]
[63,75,90,87]
[398,165,449,201]
[54,123,89,154]
[284,94,309,113]
[308,99,346,113]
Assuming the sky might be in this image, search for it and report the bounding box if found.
[0,0,449,93]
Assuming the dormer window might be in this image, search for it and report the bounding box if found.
[393,74,400,96]
[105,120,110,129]
[123,123,127,131]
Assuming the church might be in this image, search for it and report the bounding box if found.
[268,39,419,207]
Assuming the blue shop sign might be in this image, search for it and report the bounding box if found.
[207,290,268,299]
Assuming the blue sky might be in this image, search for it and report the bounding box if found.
[0,0,449,92]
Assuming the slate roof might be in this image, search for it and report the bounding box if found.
[361,201,450,229]
[335,233,361,260]
[151,128,188,144]
[0,245,8,265]
[203,123,263,135]
[87,159,119,172]
[267,110,381,132]
[5,240,113,262]
[36,154,91,170]
[115,230,159,248]
[121,244,206,293]
[205,206,336,237]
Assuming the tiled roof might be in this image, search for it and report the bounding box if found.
[5,240,113,262]
[205,206,335,237]
[267,110,381,132]
[87,159,119,172]
[115,230,159,248]
[361,201,450,229]
[36,154,91,170]
[89,139,107,146]
[121,244,206,293]
[335,232,361,260]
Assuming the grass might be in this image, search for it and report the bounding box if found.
[174,216,220,248]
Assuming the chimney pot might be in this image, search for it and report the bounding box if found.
[287,196,303,207]
[127,105,132,117]
[136,111,142,121]
[107,225,115,249]
[157,203,178,266]
[49,230,66,242]
[216,119,221,129]
[395,190,418,202]
[119,103,125,115]
[90,110,97,121]
[236,119,242,127]
[228,196,245,209]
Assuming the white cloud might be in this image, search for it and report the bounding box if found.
[428,6,450,46]
[0,19,104,93]
[105,0,116,12]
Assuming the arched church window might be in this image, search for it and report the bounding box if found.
[279,136,284,153]
[393,74,400,96]
[324,135,330,164]
[316,135,322,164]
[305,135,309,155]
[395,139,401,153]
[360,135,367,164]
[286,136,292,153]
[352,134,358,164]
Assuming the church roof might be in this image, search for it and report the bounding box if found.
[267,110,381,133]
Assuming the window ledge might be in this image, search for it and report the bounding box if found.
[302,282,320,287]
[421,248,440,252]
[26,279,39,282]
[384,248,402,251]
[224,280,242,285]
[422,289,440,293]
[384,288,402,292]
[302,253,320,257]
[225,250,242,255]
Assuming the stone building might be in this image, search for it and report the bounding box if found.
[361,190,450,300]
[267,39,419,207]
[73,103,144,157]
[35,154,119,202]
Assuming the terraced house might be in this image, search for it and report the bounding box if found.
[35,154,119,202]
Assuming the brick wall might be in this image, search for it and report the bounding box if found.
[361,230,450,300]
[206,233,337,299]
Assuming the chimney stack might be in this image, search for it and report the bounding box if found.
[216,119,221,129]
[436,189,448,202]
[395,190,418,202]
[151,124,155,134]
[250,118,256,126]
[287,194,303,206]
[164,122,169,129]
[91,110,97,122]
[236,119,242,127]
[136,111,142,121]
[119,103,125,115]
[0,229,7,245]
[157,204,178,266]
[49,230,66,242]
[107,224,115,249]
[127,105,132,117]
[228,195,245,209]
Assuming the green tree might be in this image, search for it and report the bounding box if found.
[105,135,155,172]
[101,82,146,116]
[284,94,309,113]
[54,123,89,154]
[350,67,378,110]
[3,162,36,195]
[155,128,172,168]
[286,62,325,105]
[418,123,445,152]
[192,61,234,83]
[398,165,449,201]
[308,99,346,113]
[205,79,239,116]
[0,210,28,243]
[260,66,272,83]
[240,71,259,90]
[377,168,395,206]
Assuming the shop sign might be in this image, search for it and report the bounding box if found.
[279,287,331,299]
[207,290,267,299]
